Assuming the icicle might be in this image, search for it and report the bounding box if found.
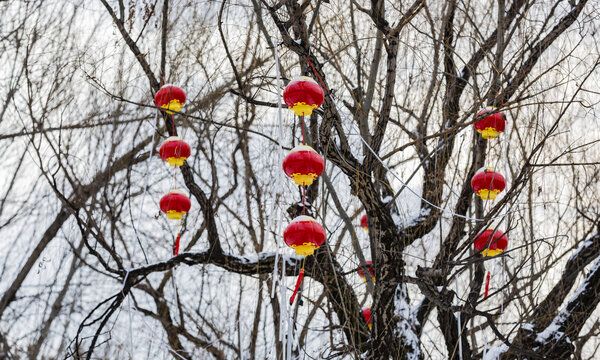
[286,308,293,360]
[270,35,286,299]
[279,255,287,343]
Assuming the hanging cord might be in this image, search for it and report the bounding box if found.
[306,55,329,93]
[169,97,182,255]
[484,143,494,299]
[301,115,305,144]
[290,116,307,304]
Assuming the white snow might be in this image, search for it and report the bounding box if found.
[521,323,534,332]
[382,195,393,203]
[401,207,431,228]
[536,256,600,345]
[482,344,508,360]
[394,284,421,360]
[566,233,598,272]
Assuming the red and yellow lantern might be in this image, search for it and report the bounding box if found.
[360,214,368,230]
[474,229,508,257]
[282,145,324,186]
[362,308,372,330]
[159,189,191,220]
[154,85,186,114]
[471,167,506,200]
[474,107,506,139]
[283,215,326,256]
[159,136,191,167]
[283,77,324,116]
[357,260,375,282]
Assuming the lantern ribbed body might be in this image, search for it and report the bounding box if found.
[282,145,324,186]
[159,189,191,220]
[474,107,506,139]
[360,214,368,230]
[362,308,372,330]
[283,77,324,116]
[154,85,186,114]
[471,167,506,200]
[159,137,191,167]
[474,229,508,256]
[283,215,326,256]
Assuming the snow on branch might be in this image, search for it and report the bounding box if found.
[394,284,421,360]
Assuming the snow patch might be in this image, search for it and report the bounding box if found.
[521,323,534,332]
[402,207,431,228]
[358,154,365,165]
[535,256,600,345]
[394,284,421,359]
[482,344,508,360]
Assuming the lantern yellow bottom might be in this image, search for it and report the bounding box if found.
[291,243,319,256]
[481,248,503,257]
[477,189,500,200]
[166,157,186,167]
[362,226,369,232]
[290,103,317,116]
[361,276,376,283]
[166,210,186,220]
[368,324,372,331]
[291,173,318,186]
[477,127,501,139]
[161,100,183,114]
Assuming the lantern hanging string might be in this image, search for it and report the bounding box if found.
[483,105,503,298]
[306,55,329,93]
[301,115,305,145]
[170,90,181,256]
[302,186,306,215]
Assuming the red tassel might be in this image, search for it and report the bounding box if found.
[484,270,491,298]
[173,232,181,256]
[289,268,305,305]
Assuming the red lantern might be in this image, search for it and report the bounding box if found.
[283,215,326,256]
[474,107,506,139]
[471,167,506,200]
[154,85,186,114]
[159,189,191,220]
[362,308,372,330]
[474,229,508,257]
[159,136,191,167]
[282,145,324,186]
[360,214,368,230]
[357,260,375,282]
[283,77,324,116]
